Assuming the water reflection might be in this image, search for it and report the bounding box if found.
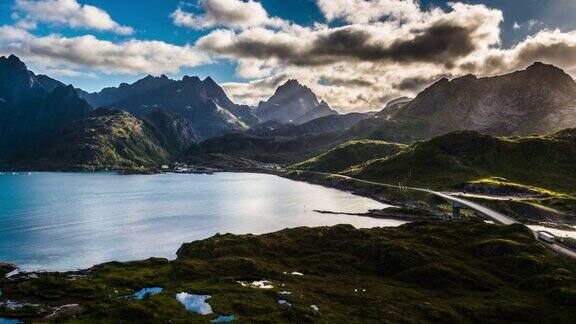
[0,172,403,271]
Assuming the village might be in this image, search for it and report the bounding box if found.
[159,162,282,174]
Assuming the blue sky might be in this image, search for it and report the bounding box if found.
[0,0,328,91]
[2,0,576,111]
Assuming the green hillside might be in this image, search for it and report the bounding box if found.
[11,108,171,171]
[347,129,576,194]
[290,129,576,223]
[291,140,406,173]
[1,220,575,322]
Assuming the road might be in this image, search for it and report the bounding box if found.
[298,171,576,260]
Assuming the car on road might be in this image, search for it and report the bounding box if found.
[538,231,556,244]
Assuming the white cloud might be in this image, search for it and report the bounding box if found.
[40,67,96,78]
[0,26,207,74]
[317,0,423,24]
[171,0,287,30]
[14,0,134,35]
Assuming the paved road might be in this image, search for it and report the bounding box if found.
[298,171,576,260]
[303,171,516,224]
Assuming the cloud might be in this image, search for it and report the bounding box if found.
[0,26,207,74]
[459,29,576,77]
[40,67,96,78]
[13,0,133,35]
[197,3,502,68]
[392,73,451,91]
[317,0,422,24]
[196,2,503,111]
[171,0,286,30]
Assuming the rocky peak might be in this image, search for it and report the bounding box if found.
[522,61,576,90]
[202,76,218,87]
[182,75,202,84]
[0,54,28,71]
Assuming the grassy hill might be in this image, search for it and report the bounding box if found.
[347,129,576,194]
[290,129,576,223]
[1,220,575,322]
[291,140,406,173]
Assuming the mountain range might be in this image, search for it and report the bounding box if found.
[77,74,259,139]
[5,53,576,171]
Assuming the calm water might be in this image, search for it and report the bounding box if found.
[0,172,403,271]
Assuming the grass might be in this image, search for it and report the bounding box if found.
[290,140,406,173]
[290,129,576,222]
[1,220,575,322]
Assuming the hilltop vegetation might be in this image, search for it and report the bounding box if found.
[291,140,406,173]
[1,220,575,323]
[348,129,576,193]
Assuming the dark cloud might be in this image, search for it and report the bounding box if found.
[199,21,482,67]
[384,24,476,66]
[393,73,452,91]
[515,41,576,68]
[319,76,374,87]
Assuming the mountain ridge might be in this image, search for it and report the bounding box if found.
[346,62,576,142]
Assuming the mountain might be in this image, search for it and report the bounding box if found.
[346,63,576,142]
[247,112,374,137]
[10,108,173,170]
[256,79,337,124]
[291,140,406,173]
[142,108,200,155]
[36,74,66,92]
[0,55,92,158]
[292,100,338,124]
[78,75,259,139]
[292,129,576,223]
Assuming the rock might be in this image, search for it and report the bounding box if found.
[0,263,17,277]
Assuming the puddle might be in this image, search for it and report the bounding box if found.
[176,293,213,315]
[211,315,236,322]
[133,287,163,300]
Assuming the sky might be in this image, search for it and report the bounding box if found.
[2,0,576,112]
